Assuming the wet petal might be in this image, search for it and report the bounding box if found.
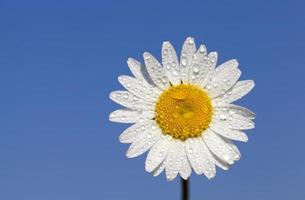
[186,137,216,179]
[207,59,241,98]
[179,147,192,180]
[214,104,256,119]
[212,80,255,105]
[165,140,182,181]
[119,120,156,143]
[202,129,236,165]
[110,90,154,110]
[162,41,181,85]
[126,124,162,158]
[145,136,172,173]
[143,52,170,90]
[127,58,145,80]
[180,37,196,83]
[118,75,160,101]
[109,109,154,123]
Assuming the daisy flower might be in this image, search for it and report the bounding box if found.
[109,37,255,181]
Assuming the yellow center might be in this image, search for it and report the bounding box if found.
[155,84,213,141]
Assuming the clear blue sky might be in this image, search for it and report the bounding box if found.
[1,0,305,199]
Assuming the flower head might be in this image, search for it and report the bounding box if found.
[109,37,255,181]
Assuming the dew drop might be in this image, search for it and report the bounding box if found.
[219,114,227,120]
[188,148,193,154]
[181,59,187,66]
[193,66,199,73]
[199,46,205,53]
[162,77,168,83]
[210,57,216,63]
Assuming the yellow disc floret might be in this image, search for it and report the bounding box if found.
[155,84,213,140]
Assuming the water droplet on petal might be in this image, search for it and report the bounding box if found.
[199,46,205,53]
[188,38,194,44]
[193,66,199,73]
[188,148,193,154]
[219,114,227,120]
[181,59,187,66]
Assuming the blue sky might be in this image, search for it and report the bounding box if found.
[1,0,305,199]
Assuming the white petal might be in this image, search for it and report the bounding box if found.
[222,138,241,161]
[207,59,241,98]
[119,120,156,143]
[199,139,217,179]
[185,138,203,175]
[212,107,255,130]
[186,138,216,179]
[215,104,256,119]
[109,90,154,110]
[127,58,145,80]
[180,37,196,83]
[165,140,182,181]
[143,52,170,90]
[210,154,230,170]
[202,129,236,165]
[214,59,238,72]
[109,109,154,123]
[213,80,255,105]
[179,146,192,180]
[162,41,180,85]
[145,136,172,173]
[210,121,248,142]
[189,48,217,88]
[152,160,166,177]
[188,45,207,85]
[231,144,241,160]
[202,52,218,87]
[126,124,162,158]
[118,75,160,101]
[228,113,255,130]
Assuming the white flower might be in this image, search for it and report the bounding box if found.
[109,37,255,181]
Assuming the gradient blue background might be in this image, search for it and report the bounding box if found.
[1,0,305,199]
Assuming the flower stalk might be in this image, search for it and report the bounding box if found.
[181,178,189,200]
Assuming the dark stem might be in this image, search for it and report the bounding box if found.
[181,178,189,200]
